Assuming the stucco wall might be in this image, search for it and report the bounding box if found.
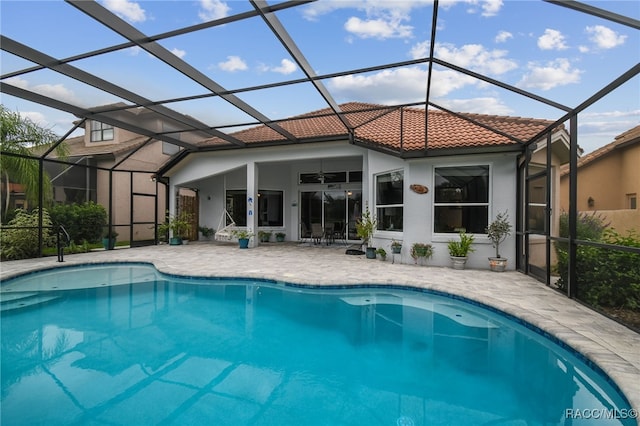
[168,144,519,270]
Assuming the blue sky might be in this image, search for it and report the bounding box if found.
[1,0,638,154]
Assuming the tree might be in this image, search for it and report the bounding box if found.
[0,105,66,221]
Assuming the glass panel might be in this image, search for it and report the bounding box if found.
[349,171,363,183]
[226,190,246,226]
[528,234,547,281]
[434,206,488,234]
[323,191,346,236]
[347,190,362,240]
[300,192,322,237]
[376,206,403,232]
[258,190,283,227]
[435,166,489,203]
[376,172,403,205]
[323,172,347,184]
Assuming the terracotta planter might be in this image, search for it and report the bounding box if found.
[489,257,507,272]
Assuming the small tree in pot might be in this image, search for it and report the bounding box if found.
[356,207,377,259]
[485,211,512,272]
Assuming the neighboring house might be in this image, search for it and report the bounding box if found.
[161,102,570,271]
[559,125,640,234]
[45,105,173,242]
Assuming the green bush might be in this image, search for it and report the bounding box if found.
[555,211,640,310]
[50,201,107,244]
[0,208,55,260]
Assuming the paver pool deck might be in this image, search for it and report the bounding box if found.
[1,241,639,418]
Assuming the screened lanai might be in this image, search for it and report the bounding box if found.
[1,0,639,330]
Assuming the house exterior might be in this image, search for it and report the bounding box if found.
[45,106,172,242]
[559,125,640,234]
[162,103,570,271]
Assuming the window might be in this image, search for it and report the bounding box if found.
[434,165,489,233]
[90,121,114,142]
[226,189,284,227]
[628,193,637,210]
[375,170,403,231]
[258,190,284,226]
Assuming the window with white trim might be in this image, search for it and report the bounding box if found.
[90,121,114,142]
[434,165,489,233]
[375,170,403,231]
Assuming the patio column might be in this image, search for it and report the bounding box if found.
[247,161,259,248]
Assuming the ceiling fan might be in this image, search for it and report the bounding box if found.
[309,159,336,183]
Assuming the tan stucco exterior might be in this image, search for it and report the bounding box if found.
[559,126,639,234]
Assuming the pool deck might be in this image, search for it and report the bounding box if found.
[1,241,639,417]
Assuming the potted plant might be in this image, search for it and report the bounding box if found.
[164,212,190,245]
[258,230,272,243]
[102,228,118,250]
[376,247,387,261]
[275,232,286,242]
[233,229,254,249]
[447,231,475,270]
[199,226,215,240]
[485,211,512,272]
[410,243,434,265]
[390,239,402,254]
[356,207,377,259]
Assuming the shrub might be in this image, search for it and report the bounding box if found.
[50,202,107,244]
[555,211,640,311]
[0,208,55,260]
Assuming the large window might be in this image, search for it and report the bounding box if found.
[434,165,489,233]
[90,121,114,142]
[375,170,403,231]
[226,189,284,227]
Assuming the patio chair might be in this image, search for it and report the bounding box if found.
[311,223,323,245]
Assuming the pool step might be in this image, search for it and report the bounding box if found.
[0,292,61,312]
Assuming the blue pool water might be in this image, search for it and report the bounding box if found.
[0,263,635,426]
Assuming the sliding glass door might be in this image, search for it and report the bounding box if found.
[301,190,361,241]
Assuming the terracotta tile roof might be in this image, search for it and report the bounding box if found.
[44,135,151,158]
[560,125,640,176]
[198,102,555,153]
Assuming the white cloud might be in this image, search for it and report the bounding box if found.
[198,0,230,22]
[495,30,512,43]
[258,59,298,75]
[538,29,568,50]
[433,43,518,75]
[518,58,582,90]
[577,110,640,153]
[327,65,482,104]
[585,25,627,49]
[170,48,186,59]
[410,40,430,59]
[271,59,298,75]
[102,0,146,23]
[480,0,503,17]
[218,56,247,72]
[20,111,48,126]
[5,77,81,106]
[344,16,413,39]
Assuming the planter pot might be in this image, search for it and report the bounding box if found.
[182,239,190,245]
[366,247,377,259]
[488,257,507,272]
[238,238,250,249]
[276,235,285,242]
[450,256,468,270]
[102,237,116,250]
[391,246,401,254]
[169,237,182,246]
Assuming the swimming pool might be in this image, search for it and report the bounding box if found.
[1,263,636,425]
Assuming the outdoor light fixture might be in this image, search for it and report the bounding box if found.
[588,196,595,207]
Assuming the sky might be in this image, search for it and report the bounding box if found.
[1,0,638,154]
